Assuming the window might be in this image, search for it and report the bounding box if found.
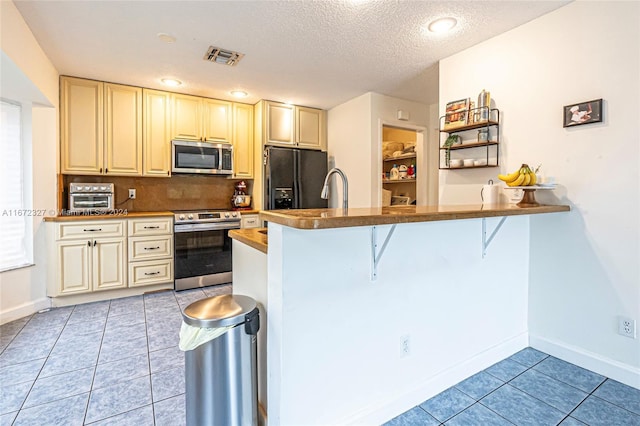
[0,99,31,271]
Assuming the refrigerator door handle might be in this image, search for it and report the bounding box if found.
[293,150,300,209]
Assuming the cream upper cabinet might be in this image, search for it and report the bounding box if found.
[204,99,232,143]
[104,83,142,175]
[233,103,254,178]
[61,77,104,174]
[143,89,172,177]
[263,101,326,150]
[61,77,142,176]
[171,93,203,141]
[266,101,295,146]
[296,106,325,150]
[172,94,233,143]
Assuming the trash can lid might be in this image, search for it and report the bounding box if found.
[182,294,257,328]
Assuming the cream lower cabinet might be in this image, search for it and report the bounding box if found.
[53,221,127,296]
[127,217,174,287]
[49,217,174,298]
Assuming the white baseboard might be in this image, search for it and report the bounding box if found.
[342,332,529,425]
[0,297,51,325]
[530,334,640,390]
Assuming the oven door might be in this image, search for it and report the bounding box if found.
[173,221,239,290]
[69,193,113,212]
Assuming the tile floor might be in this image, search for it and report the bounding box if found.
[385,347,640,426]
[0,285,231,426]
[1,288,638,426]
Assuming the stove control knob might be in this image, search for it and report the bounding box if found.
[100,186,107,191]
[179,215,185,221]
[231,212,238,218]
[92,186,99,191]
[224,213,230,218]
[188,214,194,220]
[83,186,90,191]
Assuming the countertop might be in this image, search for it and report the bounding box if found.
[229,228,268,253]
[260,204,570,230]
[43,211,174,222]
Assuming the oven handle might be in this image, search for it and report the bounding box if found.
[174,222,241,233]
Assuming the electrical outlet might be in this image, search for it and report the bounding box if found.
[128,189,136,199]
[618,316,636,339]
[400,334,410,358]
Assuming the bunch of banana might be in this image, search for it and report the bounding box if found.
[498,164,537,187]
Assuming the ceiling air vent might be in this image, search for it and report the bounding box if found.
[203,46,244,66]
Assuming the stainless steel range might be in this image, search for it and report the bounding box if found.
[173,210,241,291]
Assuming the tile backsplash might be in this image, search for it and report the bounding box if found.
[62,175,254,212]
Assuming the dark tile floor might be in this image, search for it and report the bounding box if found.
[384,347,640,426]
[1,288,638,426]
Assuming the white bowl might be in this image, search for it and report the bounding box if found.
[449,159,463,168]
[463,159,475,167]
[473,159,487,166]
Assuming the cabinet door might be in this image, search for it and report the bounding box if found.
[296,106,325,150]
[93,238,127,291]
[233,103,254,178]
[266,101,295,146]
[172,94,202,141]
[60,77,103,174]
[57,240,92,295]
[204,99,232,143]
[143,89,171,177]
[105,83,143,175]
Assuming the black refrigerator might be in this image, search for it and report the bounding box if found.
[264,146,328,209]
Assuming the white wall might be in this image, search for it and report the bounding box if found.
[266,217,531,425]
[328,92,432,208]
[439,1,639,384]
[0,0,59,323]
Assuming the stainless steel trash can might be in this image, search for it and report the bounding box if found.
[182,294,260,426]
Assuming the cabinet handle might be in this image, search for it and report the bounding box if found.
[84,228,102,232]
[167,171,170,176]
[144,271,161,276]
[100,167,103,173]
[105,168,109,173]
[87,240,91,247]
[143,246,160,251]
[143,226,160,229]
[93,240,97,247]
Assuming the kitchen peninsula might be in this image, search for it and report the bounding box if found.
[230,203,569,425]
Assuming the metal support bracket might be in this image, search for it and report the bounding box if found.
[482,216,507,258]
[371,224,397,281]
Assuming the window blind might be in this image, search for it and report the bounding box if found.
[0,100,29,271]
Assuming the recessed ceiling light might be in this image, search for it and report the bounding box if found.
[161,78,182,87]
[230,90,248,98]
[427,17,457,33]
[157,33,176,43]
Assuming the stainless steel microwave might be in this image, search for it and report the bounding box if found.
[171,140,233,175]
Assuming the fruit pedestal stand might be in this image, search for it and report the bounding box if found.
[506,185,557,207]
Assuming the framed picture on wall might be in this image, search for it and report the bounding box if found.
[444,98,470,129]
[563,99,603,127]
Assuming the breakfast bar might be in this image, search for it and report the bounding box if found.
[231,203,569,425]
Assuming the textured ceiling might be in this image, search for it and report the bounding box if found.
[14,0,569,110]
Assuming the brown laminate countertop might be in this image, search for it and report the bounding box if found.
[229,228,268,254]
[43,211,174,222]
[260,204,570,230]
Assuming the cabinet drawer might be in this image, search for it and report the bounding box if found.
[129,259,173,287]
[128,236,173,261]
[57,220,125,240]
[241,215,260,229]
[128,217,173,236]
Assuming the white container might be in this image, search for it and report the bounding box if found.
[449,159,463,168]
[463,159,475,167]
[474,159,487,167]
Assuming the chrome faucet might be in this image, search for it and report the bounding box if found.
[321,168,348,210]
